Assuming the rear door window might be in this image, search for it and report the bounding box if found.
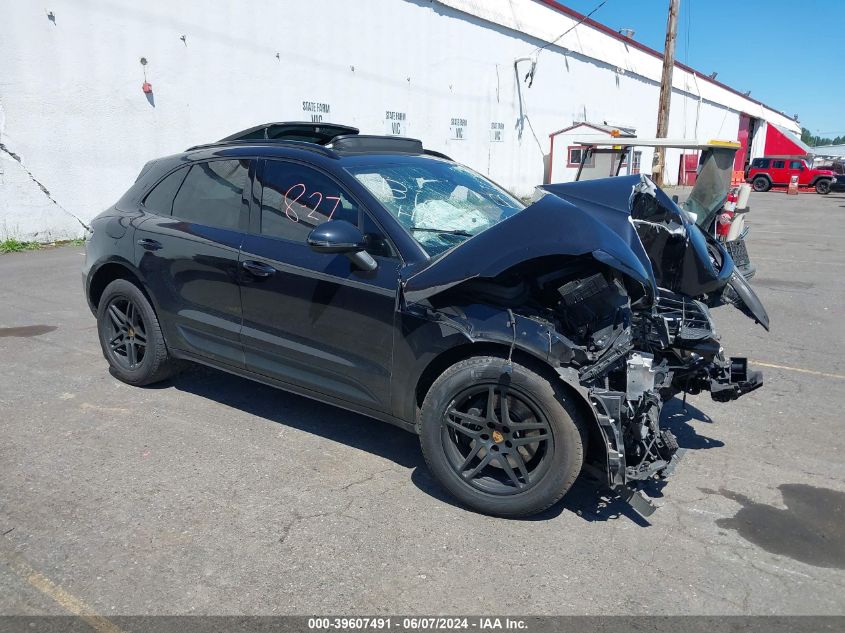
[772,160,785,169]
[143,166,188,216]
[171,160,250,230]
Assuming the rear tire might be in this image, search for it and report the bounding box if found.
[96,279,178,386]
[816,179,831,195]
[419,355,586,517]
[752,176,770,192]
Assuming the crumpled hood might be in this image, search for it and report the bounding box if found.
[401,191,657,304]
[545,175,728,296]
[546,175,770,331]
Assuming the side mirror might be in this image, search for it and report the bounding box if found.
[307,220,377,271]
[307,220,364,253]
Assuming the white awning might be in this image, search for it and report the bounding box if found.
[572,137,740,150]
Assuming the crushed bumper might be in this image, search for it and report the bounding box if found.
[710,357,763,402]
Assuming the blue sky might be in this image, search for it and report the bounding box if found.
[558,0,844,137]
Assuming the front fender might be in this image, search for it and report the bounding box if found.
[420,303,585,367]
[391,302,582,422]
[392,301,630,490]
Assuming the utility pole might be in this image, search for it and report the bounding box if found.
[653,0,680,186]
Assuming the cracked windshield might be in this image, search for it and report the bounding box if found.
[347,159,525,256]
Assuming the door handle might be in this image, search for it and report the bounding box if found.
[241,260,276,278]
[137,238,162,251]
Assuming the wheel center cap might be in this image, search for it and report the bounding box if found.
[492,430,505,443]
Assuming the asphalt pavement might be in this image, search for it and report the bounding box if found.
[1,190,844,616]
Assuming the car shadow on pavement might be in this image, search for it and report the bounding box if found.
[168,366,706,526]
[410,458,657,526]
[416,470,655,526]
[660,397,725,451]
[169,365,424,470]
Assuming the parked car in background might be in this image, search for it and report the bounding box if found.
[817,161,845,192]
[745,157,834,194]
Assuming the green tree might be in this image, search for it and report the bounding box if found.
[801,127,841,147]
[801,127,814,145]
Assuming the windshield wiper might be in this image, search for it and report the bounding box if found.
[410,227,473,237]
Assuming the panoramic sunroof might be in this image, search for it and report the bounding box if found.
[219,122,359,145]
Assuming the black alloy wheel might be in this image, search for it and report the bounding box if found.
[816,179,831,195]
[419,355,586,517]
[442,383,554,495]
[96,278,178,385]
[104,296,147,370]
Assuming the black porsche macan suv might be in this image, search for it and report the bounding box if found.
[84,123,766,517]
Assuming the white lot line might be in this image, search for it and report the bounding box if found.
[0,538,126,633]
[751,229,845,239]
[752,257,845,266]
[752,361,845,381]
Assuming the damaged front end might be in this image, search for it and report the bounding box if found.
[401,176,768,512]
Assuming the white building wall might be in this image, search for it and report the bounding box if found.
[0,0,801,241]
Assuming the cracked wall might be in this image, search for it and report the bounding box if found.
[0,138,85,241]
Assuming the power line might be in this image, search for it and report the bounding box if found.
[531,0,608,58]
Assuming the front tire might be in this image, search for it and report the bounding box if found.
[96,279,178,386]
[419,355,586,517]
[816,179,831,195]
[752,176,770,192]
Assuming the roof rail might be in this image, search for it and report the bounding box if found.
[185,138,339,158]
[186,122,452,160]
